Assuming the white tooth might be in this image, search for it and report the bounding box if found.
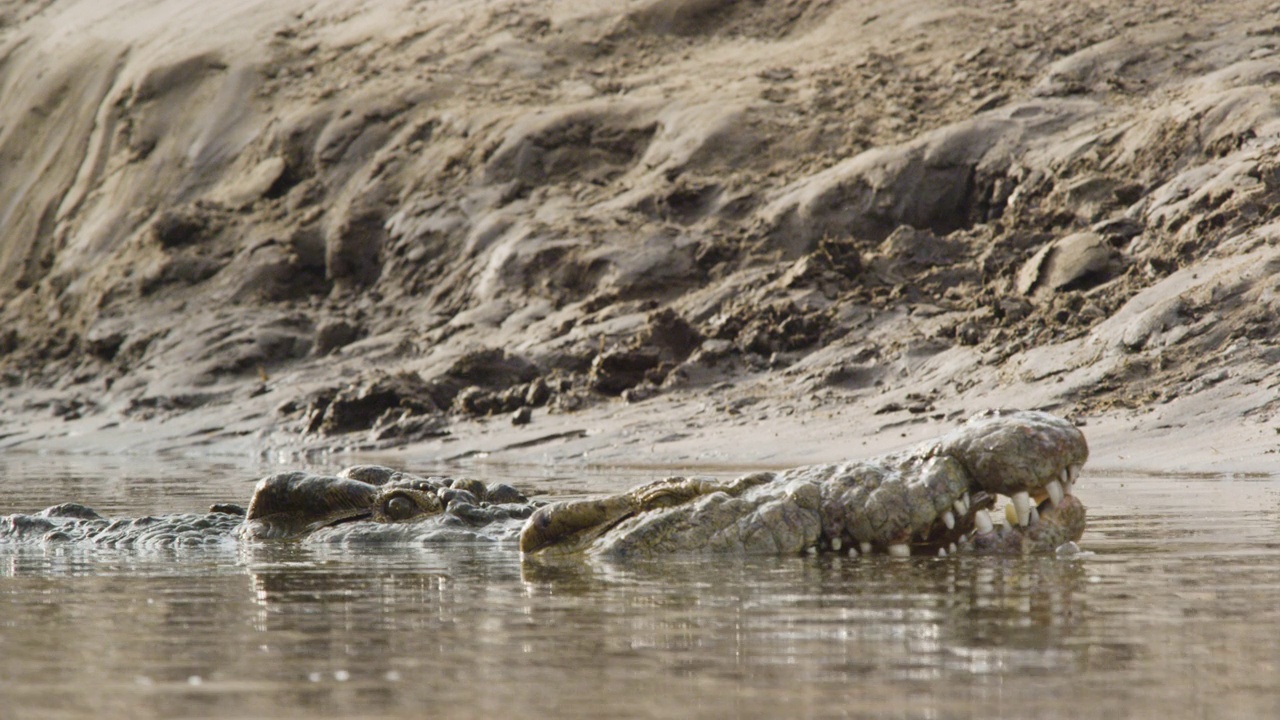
[831,537,842,552]
[953,498,967,515]
[949,542,957,554]
[1060,468,1069,485]
[975,510,994,534]
[888,543,911,557]
[848,546,859,558]
[1046,480,1064,507]
[807,546,818,555]
[1068,465,1080,483]
[937,547,947,557]
[1012,491,1031,527]
[942,511,956,530]
[861,542,872,556]
[962,492,971,510]
[1029,507,1040,525]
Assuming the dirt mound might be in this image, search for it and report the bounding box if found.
[3,0,1280,471]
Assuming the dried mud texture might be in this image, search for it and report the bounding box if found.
[4,0,1280,470]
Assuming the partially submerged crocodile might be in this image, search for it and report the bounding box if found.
[520,410,1087,558]
[239,466,536,542]
[0,468,537,549]
[0,410,1087,557]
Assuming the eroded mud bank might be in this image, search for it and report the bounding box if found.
[3,0,1280,471]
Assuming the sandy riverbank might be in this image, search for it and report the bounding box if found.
[3,0,1280,477]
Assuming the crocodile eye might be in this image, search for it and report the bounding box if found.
[384,496,416,521]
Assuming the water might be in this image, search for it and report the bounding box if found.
[2,455,1279,719]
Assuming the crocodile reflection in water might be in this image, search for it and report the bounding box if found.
[0,410,1087,557]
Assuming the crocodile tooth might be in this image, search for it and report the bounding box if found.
[1012,491,1032,526]
[949,542,957,555]
[953,498,967,516]
[937,547,947,557]
[848,545,859,558]
[1068,464,1080,483]
[888,543,911,557]
[1029,507,1039,525]
[807,545,818,555]
[831,537,842,552]
[1046,479,1065,507]
[974,509,994,534]
[860,542,873,556]
[942,510,956,530]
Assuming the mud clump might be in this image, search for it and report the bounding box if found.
[712,302,833,357]
[639,308,703,361]
[430,349,543,416]
[589,348,663,395]
[300,373,441,436]
[452,381,550,417]
[149,205,223,249]
[586,309,701,396]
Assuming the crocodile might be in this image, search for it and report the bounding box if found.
[520,410,1087,558]
[0,467,537,549]
[0,410,1087,557]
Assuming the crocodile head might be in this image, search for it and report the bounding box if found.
[957,410,1088,554]
[239,471,445,540]
[520,410,1088,558]
[238,466,536,542]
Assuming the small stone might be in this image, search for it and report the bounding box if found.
[621,384,659,404]
[314,320,359,355]
[1017,231,1118,298]
[512,406,532,425]
[525,377,551,406]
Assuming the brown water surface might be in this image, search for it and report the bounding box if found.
[2,455,1279,718]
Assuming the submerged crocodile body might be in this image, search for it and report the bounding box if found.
[0,410,1087,557]
[0,467,538,549]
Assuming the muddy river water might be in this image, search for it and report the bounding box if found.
[1,453,1278,719]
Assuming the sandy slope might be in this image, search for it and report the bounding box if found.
[3,0,1280,475]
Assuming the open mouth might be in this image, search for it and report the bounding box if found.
[926,463,1085,557]
[820,463,1085,558]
